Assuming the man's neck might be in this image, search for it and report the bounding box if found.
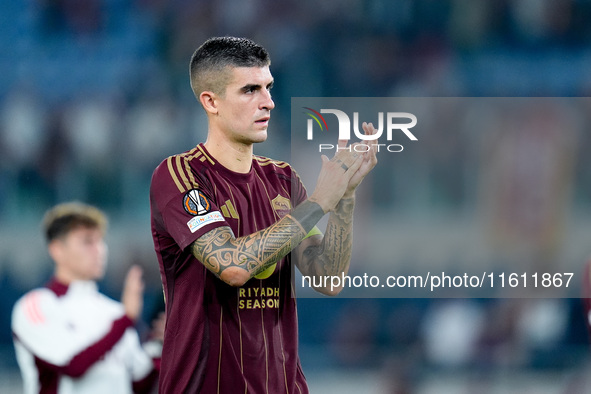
[54,267,96,285]
[204,136,254,174]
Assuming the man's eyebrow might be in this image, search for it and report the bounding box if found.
[240,84,261,92]
[240,80,274,92]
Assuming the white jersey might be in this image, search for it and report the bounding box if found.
[12,279,158,394]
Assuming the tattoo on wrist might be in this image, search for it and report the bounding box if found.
[336,196,354,209]
[290,200,325,234]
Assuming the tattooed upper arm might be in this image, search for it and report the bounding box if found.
[191,226,238,278]
[189,212,311,287]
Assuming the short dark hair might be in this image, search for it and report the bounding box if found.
[43,202,107,243]
[189,36,271,98]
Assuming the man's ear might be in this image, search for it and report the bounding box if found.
[199,91,218,115]
[48,240,64,264]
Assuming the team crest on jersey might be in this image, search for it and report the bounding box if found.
[271,194,291,218]
[183,189,210,216]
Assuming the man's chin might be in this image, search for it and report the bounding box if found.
[91,268,106,281]
[251,130,268,143]
[237,130,267,145]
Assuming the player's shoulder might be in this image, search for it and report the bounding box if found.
[253,155,295,172]
[152,145,211,192]
[12,288,58,328]
[14,287,58,308]
[153,145,204,175]
[253,155,306,189]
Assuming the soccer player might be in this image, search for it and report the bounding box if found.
[12,202,163,394]
[149,36,378,393]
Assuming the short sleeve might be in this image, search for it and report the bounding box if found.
[150,157,229,251]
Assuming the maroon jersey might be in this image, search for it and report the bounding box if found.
[150,143,309,394]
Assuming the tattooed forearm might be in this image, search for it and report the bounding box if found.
[290,200,325,234]
[301,197,355,277]
[192,202,325,282]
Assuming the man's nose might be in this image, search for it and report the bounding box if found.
[260,90,274,111]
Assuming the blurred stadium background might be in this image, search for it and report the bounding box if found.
[2,0,591,392]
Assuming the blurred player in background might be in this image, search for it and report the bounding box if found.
[12,202,164,394]
[149,36,378,393]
